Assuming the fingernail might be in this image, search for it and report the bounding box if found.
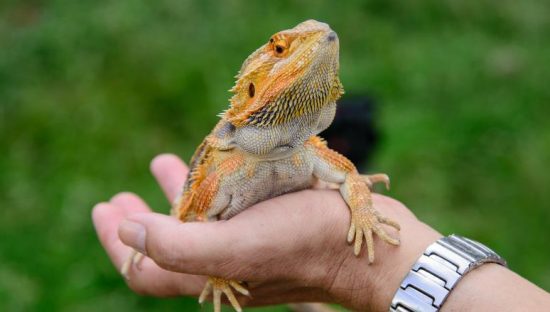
[119,220,147,255]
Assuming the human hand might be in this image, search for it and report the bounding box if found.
[92,154,441,311]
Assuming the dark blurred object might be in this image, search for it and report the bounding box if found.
[321,95,379,171]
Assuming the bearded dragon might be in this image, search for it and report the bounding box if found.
[121,20,400,312]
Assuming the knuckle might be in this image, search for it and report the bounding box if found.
[110,191,139,204]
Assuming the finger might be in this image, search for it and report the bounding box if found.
[117,190,349,280]
[118,212,228,273]
[92,200,204,296]
[96,192,152,270]
[92,202,138,270]
[108,192,152,271]
[110,192,151,215]
[124,260,205,297]
[119,211,278,278]
[150,154,189,203]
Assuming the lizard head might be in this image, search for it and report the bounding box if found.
[225,20,344,127]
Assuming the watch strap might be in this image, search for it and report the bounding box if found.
[389,234,507,312]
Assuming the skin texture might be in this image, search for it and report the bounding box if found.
[119,20,399,312]
[93,154,550,311]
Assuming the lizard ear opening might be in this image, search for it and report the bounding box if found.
[248,82,255,98]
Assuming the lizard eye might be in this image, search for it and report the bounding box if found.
[248,82,255,98]
[272,39,288,57]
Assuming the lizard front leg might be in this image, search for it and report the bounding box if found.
[123,154,250,312]
[178,156,250,312]
[306,136,400,263]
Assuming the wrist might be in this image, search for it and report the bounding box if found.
[324,195,441,311]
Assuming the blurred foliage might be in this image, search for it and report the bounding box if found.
[1,0,549,311]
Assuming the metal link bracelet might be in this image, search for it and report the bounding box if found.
[389,234,507,312]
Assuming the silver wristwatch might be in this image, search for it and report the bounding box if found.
[390,234,507,312]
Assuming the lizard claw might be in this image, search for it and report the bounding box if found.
[199,277,250,312]
[121,249,145,280]
[347,208,400,263]
[362,173,390,191]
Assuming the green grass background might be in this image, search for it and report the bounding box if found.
[1,0,549,311]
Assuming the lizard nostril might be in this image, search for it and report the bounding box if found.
[327,31,337,42]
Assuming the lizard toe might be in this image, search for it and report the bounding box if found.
[199,276,249,312]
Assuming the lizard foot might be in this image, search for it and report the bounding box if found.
[362,173,390,190]
[347,208,400,263]
[120,249,145,280]
[199,276,250,312]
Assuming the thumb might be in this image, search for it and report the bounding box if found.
[118,212,235,276]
